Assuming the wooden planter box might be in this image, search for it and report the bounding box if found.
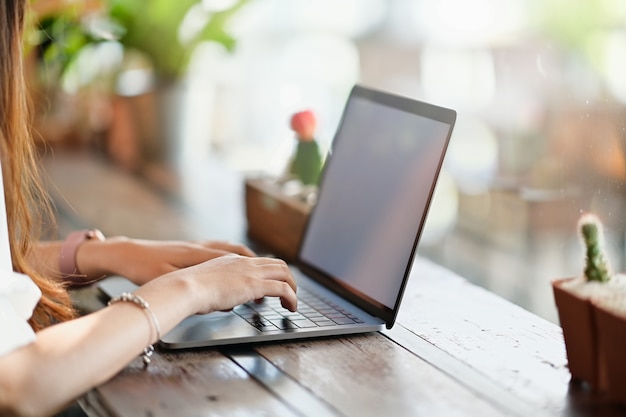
[244,177,313,262]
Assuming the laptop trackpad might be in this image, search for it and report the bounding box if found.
[160,312,258,345]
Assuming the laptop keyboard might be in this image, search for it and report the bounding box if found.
[233,286,366,332]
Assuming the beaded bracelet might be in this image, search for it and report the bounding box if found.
[108,292,162,367]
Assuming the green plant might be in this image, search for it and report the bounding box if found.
[28,0,248,87]
[28,5,110,88]
[579,213,612,283]
[108,0,248,82]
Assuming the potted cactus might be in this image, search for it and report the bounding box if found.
[288,110,323,187]
[552,213,615,391]
[552,212,626,400]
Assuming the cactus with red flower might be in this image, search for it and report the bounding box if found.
[289,110,322,186]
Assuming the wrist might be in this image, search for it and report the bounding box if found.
[137,270,199,324]
[59,229,105,284]
[76,236,131,280]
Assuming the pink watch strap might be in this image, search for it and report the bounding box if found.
[59,229,105,278]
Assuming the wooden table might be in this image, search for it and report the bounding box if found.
[43,151,625,417]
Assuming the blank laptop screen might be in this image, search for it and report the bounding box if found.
[298,91,453,311]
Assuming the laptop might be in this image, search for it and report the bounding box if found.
[98,84,457,349]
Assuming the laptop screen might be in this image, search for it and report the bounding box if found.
[298,85,456,323]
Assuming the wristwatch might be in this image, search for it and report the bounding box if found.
[59,229,105,278]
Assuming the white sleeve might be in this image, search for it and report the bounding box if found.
[0,271,41,357]
[0,153,40,356]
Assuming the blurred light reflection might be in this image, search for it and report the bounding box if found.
[409,0,527,46]
[421,47,496,110]
[228,0,386,38]
[445,117,499,194]
[602,30,626,103]
[421,171,459,245]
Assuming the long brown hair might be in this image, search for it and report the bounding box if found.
[1,0,75,330]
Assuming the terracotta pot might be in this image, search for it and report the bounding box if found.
[552,278,606,391]
[592,300,626,403]
[106,82,183,171]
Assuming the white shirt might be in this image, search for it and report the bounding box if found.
[0,161,40,357]
[0,271,41,357]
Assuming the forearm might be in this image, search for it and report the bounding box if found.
[29,236,258,287]
[26,241,64,279]
[0,274,194,417]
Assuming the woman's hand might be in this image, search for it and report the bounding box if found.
[149,254,298,316]
[77,237,257,285]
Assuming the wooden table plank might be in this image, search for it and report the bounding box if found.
[383,324,547,417]
[398,258,570,411]
[226,349,343,417]
[88,350,298,417]
[255,334,508,417]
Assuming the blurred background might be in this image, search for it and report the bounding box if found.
[29,0,626,323]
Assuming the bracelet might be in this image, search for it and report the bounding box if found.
[59,229,105,283]
[108,292,162,367]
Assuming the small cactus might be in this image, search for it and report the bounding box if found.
[289,110,322,186]
[579,213,612,283]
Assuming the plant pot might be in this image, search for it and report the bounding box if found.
[592,299,626,403]
[552,278,606,390]
[244,177,312,261]
[106,81,183,171]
